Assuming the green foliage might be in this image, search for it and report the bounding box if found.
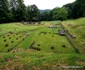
[40,0,85,20]
[27,4,40,21]
[0,0,10,23]
[63,3,74,18]
[48,10,53,20]
[10,0,27,21]
[0,0,27,23]
[16,0,27,21]
[40,7,68,21]
[72,1,81,18]
[40,10,49,21]
[1,0,85,22]
[56,7,68,20]
[51,7,59,20]
[71,0,85,18]
[63,0,85,19]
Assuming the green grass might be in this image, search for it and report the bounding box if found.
[0,21,75,53]
[62,17,85,53]
[0,32,26,52]
[0,52,85,70]
[0,20,85,70]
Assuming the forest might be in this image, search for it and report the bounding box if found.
[0,0,85,23]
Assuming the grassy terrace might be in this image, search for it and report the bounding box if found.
[0,52,85,70]
[0,20,85,70]
[62,18,85,53]
[0,21,75,53]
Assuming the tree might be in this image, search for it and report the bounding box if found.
[0,0,10,23]
[48,10,53,21]
[63,3,74,19]
[27,6,30,21]
[51,7,59,20]
[71,0,85,18]
[9,0,18,21]
[72,1,80,18]
[77,0,85,17]
[27,4,40,21]
[15,0,27,21]
[40,10,49,21]
[56,7,68,20]
[10,0,27,22]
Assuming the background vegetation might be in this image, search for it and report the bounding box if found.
[1,0,85,23]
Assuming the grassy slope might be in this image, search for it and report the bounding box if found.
[62,18,85,53]
[0,20,85,70]
[0,21,74,53]
[0,52,85,70]
[16,27,74,53]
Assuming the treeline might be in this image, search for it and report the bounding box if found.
[0,0,85,23]
[0,0,40,23]
[40,0,85,21]
[40,7,68,21]
[64,0,85,19]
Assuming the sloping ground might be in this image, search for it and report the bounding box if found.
[62,18,85,53]
[0,20,85,70]
[0,21,75,53]
[0,51,85,70]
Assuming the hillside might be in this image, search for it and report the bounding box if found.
[0,18,85,70]
[62,18,85,54]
